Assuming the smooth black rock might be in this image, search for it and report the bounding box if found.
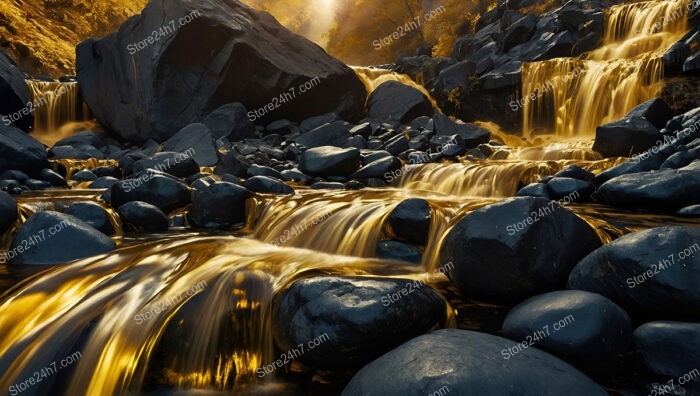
[388,198,431,245]
[201,102,256,140]
[89,176,120,189]
[24,179,52,190]
[376,240,422,264]
[48,146,92,160]
[342,329,607,396]
[678,204,700,217]
[633,321,700,379]
[71,170,98,182]
[554,164,594,181]
[503,290,632,360]
[299,146,360,177]
[162,123,218,166]
[118,201,169,232]
[352,156,402,180]
[440,197,601,302]
[598,168,700,209]
[76,0,366,142]
[247,164,282,179]
[243,176,294,195]
[516,183,550,199]
[110,173,191,213]
[626,98,674,130]
[547,177,595,202]
[593,150,670,186]
[8,211,115,265]
[0,49,33,131]
[265,119,297,136]
[568,226,700,318]
[593,117,660,157]
[40,169,67,187]
[294,122,350,149]
[660,150,697,170]
[54,131,104,149]
[272,276,446,369]
[300,113,343,132]
[188,182,252,230]
[66,202,116,235]
[132,152,200,178]
[367,81,434,123]
[0,191,17,233]
[0,122,48,175]
[214,149,251,178]
[91,166,122,179]
[280,169,310,183]
[361,150,392,165]
[0,170,29,183]
[433,114,490,148]
[190,176,216,191]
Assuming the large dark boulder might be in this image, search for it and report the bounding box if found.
[593,117,660,157]
[633,321,700,379]
[0,122,48,175]
[367,81,434,123]
[0,191,18,233]
[568,227,700,318]
[76,0,366,142]
[342,329,607,396]
[110,172,191,213]
[503,290,633,361]
[299,146,360,177]
[0,49,32,131]
[8,211,115,265]
[440,197,601,302]
[188,182,252,230]
[272,276,446,369]
[597,167,700,209]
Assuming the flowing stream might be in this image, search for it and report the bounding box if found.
[1,1,699,394]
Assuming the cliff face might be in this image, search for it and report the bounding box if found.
[0,0,146,76]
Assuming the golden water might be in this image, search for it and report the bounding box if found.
[1,2,698,394]
[352,66,442,111]
[522,0,690,137]
[27,80,92,146]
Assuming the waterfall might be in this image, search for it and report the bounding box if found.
[522,0,690,137]
[26,80,92,146]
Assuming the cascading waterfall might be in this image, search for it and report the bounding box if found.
[26,80,92,146]
[522,0,690,137]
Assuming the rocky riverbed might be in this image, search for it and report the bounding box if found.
[0,0,699,395]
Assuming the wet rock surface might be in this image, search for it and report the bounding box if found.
[568,226,700,318]
[440,197,602,302]
[8,211,115,265]
[272,276,446,369]
[342,329,607,396]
